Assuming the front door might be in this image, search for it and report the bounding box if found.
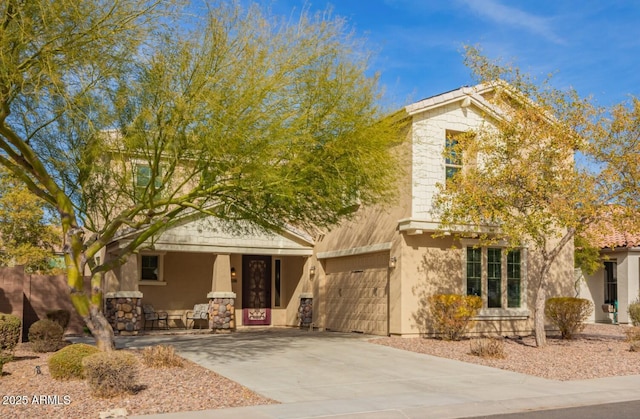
[242,255,272,325]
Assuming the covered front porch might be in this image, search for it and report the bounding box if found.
[102,216,316,334]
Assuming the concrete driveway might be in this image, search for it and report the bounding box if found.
[117,328,640,418]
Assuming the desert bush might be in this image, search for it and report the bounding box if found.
[427,294,482,341]
[46,309,71,332]
[0,313,21,376]
[544,297,593,339]
[469,338,506,359]
[28,319,64,352]
[0,313,21,354]
[624,326,640,351]
[48,343,100,380]
[82,351,139,398]
[141,345,184,368]
[628,300,640,326]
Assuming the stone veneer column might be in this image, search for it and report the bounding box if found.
[207,292,236,331]
[105,291,143,335]
[298,293,313,329]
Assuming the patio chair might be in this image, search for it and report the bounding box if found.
[142,304,169,330]
[186,303,209,329]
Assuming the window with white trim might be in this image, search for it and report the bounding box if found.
[445,130,463,181]
[464,246,524,310]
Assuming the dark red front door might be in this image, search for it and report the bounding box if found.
[242,255,271,325]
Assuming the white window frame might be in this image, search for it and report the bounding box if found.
[138,252,166,286]
[461,240,529,318]
[444,130,464,182]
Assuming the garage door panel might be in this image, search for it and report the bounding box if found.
[324,252,388,335]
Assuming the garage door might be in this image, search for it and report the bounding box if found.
[324,251,388,335]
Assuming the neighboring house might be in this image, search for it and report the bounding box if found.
[104,84,575,336]
[579,229,640,324]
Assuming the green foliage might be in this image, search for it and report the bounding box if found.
[28,319,64,352]
[0,0,404,350]
[48,343,100,380]
[427,294,483,341]
[0,313,21,374]
[469,338,505,359]
[82,351,139,398]
[141,345,184,368]
[0,313,21,353]
[0,168,62,274]
[574,234,604,275]
[545,297,593,339]
[628,300,640,326]
[46,309,71,332]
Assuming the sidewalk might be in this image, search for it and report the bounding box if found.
[124,329,640,419]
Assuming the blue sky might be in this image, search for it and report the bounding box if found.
[265,0,640,110]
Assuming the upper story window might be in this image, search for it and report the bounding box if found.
[136,164,162,197]
[464,246,524,310]
[445,130,464,181]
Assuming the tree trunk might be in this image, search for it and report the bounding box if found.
[533,284,547,347]
[83,306,116,352]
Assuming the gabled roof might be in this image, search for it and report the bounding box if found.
[405,83,504,119]
[109,213,315,255]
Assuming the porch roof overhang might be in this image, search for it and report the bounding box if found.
[109,216,314,256]
[397,218,499,236]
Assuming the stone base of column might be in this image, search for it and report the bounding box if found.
[105,291,143,335]
[298,293,313,329]
[207,292,236,331]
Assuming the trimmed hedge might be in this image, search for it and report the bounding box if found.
[48,343,101,380]
[0,313,21,353]
[29,319,64,352]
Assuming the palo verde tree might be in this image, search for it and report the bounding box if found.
[433,47,640,347]
[0,1,404,350]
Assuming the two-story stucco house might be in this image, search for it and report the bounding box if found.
[103,84,575,336]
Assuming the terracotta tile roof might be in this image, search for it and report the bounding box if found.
[595,230,640,249]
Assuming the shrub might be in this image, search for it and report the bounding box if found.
[0,313,21,354]
[628,300,640,326]
[48,343,100,380]
[28,319,64,352]
[624,326,640,352]
[46,309,71,332]
[141,345,184,368]
[469,338,506,359]
[544,297,593,339]
[82,351,139,398]
[427,294,482,341]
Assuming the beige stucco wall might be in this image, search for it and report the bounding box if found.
[396,233,576,337]
[139,252,213,310]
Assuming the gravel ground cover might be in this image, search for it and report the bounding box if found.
[373,323,639,381]
[0,343,276,419]
[1,324,636,418]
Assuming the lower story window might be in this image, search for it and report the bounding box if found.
[604,261,617,305]
[465,246,523,309]
[141,255,161,281]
